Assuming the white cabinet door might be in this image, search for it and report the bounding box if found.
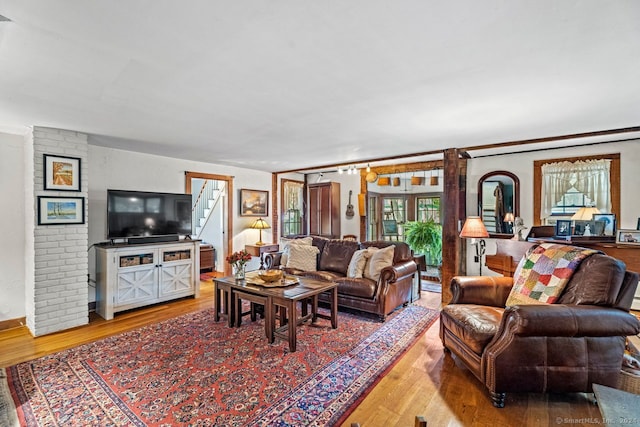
[116,267,158,304]
[159,246,194,297]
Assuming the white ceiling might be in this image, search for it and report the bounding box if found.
[0,1,639,172]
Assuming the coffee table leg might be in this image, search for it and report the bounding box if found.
[311,295,319,323]
[331,287,338,329]
[213,282,220,322]
[264,298,272,340]
[226,288,234,327]
[288,300,296,352]
[269,303,276,343]
[234,292,242,327]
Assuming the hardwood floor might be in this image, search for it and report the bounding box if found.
[0,280,609,426]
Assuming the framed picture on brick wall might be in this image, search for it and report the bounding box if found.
[44,154,81,191]
[37,196,85,225]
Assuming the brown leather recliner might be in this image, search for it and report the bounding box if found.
[440,252,640,407]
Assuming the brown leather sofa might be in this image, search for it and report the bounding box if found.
[265,236,416,321]
[440,252,640,407]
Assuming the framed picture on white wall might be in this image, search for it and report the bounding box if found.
[44,154,81,191]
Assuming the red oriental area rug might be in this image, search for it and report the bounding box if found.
[1,305,437,426]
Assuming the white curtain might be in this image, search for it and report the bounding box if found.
[540,159,611,220]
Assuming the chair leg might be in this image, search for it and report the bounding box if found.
[490,391,505,408]
[415,415,427,426]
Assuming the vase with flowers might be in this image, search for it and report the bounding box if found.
[226,250,252,280]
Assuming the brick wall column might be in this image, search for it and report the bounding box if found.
[28,127,89,336]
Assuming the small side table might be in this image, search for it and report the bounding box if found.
[245,244,279,270]
[412,254,426,302]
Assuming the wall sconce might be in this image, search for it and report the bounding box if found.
[249,218,271,246]
[459,216,489,275]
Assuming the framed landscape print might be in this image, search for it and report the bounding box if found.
[37,196,85,225]
[44,154,81,191]
[240,189,268,216]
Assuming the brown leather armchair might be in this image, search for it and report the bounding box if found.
[440,252,640,407]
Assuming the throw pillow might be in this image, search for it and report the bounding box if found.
[280,237,313,265]
[505,243,600,306]
[347,249,371,278]
[286,244,320,271]
[364,245,395,281]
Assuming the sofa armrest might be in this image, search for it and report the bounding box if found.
[264,252,283,269]
[380,260,417,284]
[499,304,640,337]
[450,276,514,306]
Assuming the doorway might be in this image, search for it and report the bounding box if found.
[185,171,234,276]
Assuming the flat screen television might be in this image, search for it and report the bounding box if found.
[107,189,192,240]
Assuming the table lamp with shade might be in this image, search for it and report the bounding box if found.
[249,218,270,246]
[571,206,600,237]
[504,212,515,234]
[571,206,600,221]
[460,216,490,275]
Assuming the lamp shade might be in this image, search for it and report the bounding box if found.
[571,206,600,220]
[504,212,515,223]
[249,218,271,246]
[459,216,489,239]
[249,218,271,230]
[377,176,390,186]
[411,176,423,185]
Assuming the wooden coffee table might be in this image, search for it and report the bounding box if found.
[213,274,338,352]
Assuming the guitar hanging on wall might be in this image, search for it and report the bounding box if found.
[346,190,355,218]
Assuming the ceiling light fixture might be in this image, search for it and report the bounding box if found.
[430,168,439,186]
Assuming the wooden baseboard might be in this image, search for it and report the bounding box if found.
[0,316,26,332]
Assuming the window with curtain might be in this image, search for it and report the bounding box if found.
[281,179,304,236]
[540,159,611,224]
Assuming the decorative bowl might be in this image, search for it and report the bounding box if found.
[258,269,283,282]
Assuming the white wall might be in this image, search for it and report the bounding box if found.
[465,139,640,274]
[0,132,27,321]
[88,145,272,291]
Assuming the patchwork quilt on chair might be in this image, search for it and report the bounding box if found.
[506,243,601,306]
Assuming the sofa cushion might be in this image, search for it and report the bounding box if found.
[286,244,320,271]
[347,249,371,278]
[302,270,345,282]
[441,304,504,355]
[361,240,411,263]
[364,245,395,281]
[335,277,377,299]
[318,239,360,275]
[558,254,626,306]
[280,236,313,265]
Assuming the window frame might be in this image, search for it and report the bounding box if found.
[533,153,620,226]
[280,178,305,237]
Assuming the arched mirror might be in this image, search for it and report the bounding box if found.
[477,171,519,236]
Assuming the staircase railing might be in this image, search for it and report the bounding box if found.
[192,180,223,238]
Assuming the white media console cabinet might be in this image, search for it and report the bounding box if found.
[95,240,200,320]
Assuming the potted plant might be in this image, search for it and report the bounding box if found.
[404,219,442,267]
